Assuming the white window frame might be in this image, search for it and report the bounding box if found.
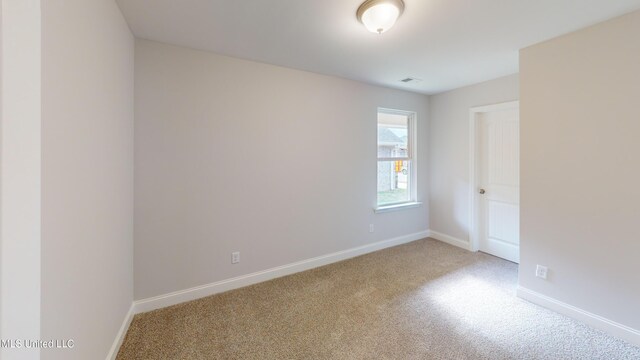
[375,108,421,213]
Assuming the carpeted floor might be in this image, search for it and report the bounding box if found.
[117,238,640,359]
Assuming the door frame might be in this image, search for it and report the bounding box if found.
[468,100,519,252]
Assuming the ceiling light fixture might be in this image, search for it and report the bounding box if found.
[357,0,405,34]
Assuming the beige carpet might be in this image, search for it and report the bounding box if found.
[117,238,640,359]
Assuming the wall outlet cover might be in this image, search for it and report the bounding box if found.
[535,265,548,279]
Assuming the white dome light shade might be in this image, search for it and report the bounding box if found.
[357,0,405,34]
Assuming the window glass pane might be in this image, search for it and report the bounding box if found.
[378,113,409,158]
[377,160,411,205]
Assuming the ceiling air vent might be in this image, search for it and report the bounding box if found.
[400,77,422,83]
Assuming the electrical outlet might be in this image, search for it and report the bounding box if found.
[535,265,548,280]
[231,251,240,264]
[369,224,374,233]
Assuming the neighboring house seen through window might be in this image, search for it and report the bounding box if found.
[377,109,416,207]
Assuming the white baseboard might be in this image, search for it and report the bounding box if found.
[106,303,135,360]
[133,230,430,314]
[517,286,640,347]
[427,230,472,251]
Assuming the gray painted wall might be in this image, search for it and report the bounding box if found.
[134,39,429,300]
[520,10,640,330]
[41,0,134,359]
[0,1,41,359]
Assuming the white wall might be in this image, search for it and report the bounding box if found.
[40,0,134,359]
[429,75,519,242]
[135,40,429,300]
[0,1,41,359]
[520,10,640,334]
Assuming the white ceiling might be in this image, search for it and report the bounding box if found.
[116,0,640,94]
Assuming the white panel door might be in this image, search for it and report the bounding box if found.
[479,107,520,263]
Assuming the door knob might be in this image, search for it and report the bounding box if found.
[479,189,486,194]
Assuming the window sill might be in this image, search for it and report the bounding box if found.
[374,202,422,214]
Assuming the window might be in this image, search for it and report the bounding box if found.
[377,109,417,209]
